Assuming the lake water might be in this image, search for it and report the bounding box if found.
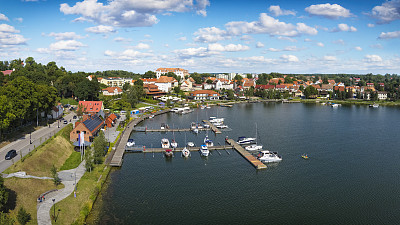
[88,103,400,224]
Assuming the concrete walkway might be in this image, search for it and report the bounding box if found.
[37,160,86,225]
[3,172,52,180]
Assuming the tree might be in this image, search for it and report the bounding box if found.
[93,131,107,164]
[246,74,252,79]
[134,79,143,86]
[143,70,156,78]
[74,79,100,100]
[85,146,94,172]
[0,212,14,225]
[0,176,8,211]
[206,79,213,84]
[122,82,131,91]
[284,76,293,84]
[173,86,181,94]
[322,76,329,84]
[17,207,31,225]
[304,85,318,99]
[51,165,61,186]
[127,85,144,108]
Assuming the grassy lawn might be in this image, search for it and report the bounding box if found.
[52,164,110,225]
[60,98,78,105]
[4,136,74,177]
[60,151,82,171]
[4,178,64,225]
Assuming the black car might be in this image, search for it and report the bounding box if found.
[5,150,17,160]
[63,120,68,124]
[73,115,77,119]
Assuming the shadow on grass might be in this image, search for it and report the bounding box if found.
[4,188,17,212]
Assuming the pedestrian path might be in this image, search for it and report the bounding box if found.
[3,171,52,180]
[37,160,86,225]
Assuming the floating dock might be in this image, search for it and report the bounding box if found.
[128,145,233,153]
[202,120,222,134]
[226,139,267,170]
[132,128,210,132]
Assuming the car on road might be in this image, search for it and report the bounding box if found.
[63,121,68,124]
[5,150,17,160]
[73,115,77,119]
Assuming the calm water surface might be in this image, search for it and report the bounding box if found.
[88,103,400,224]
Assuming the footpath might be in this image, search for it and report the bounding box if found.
[36,160,86,225]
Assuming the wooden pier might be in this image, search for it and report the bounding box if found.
[226,139,267,170]
[133,128,210,132]
[109,109,171,166]
[202,120,222,134]
[129,145,234,153]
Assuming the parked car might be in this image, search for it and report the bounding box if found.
[5,150,17,160]
[73,115,77,119]
[63,121,68,124]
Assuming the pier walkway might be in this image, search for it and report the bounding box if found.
[133,128,210,132]
[202,120,222,134]
[109,109,170,167]
[226,139,267,170]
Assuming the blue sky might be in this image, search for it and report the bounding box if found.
[1,0,400,74]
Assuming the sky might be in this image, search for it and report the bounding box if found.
[0,0,400,74]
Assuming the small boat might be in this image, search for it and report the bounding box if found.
[245,144,262,151]
[161,138,170,148]
[182,147,190,158]
[200,145,209,157]
[301,153,309,159]
[171,139,178,148]
[369,103,379,108]
[204,135,214,147]
[331,103,341,108]
[164,149,173,157]
[237,136,256,145]
[200,105,205,109]
[216,124,228,129]
[126,139,135,147]
[209,117,224,123]
[192,128,199,134]
[206,106,211,109]
[187,142,195,147]
[161,123,169,130]
[257,150,282,163]
[149,115,155,119]
[202,123,210,128]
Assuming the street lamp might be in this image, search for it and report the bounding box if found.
[30,132,32,144]
[52,199,56,222]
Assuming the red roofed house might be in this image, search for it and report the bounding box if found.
[256,84,275,90]
[242,79,256,90]
[102,87,123,96]
[70,115,104,143]
[78,101,104,115]
[143,83,166,96]
[154,76,178,92]
[334,86,345,92]
[190,90,220,100]
[105,113,117,128]
[155,68,189,79]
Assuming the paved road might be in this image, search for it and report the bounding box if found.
[0,112,76,173]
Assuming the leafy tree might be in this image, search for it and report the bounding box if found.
[284,76,293,84]
[93,131,107,164]
[299,85,304,92]
[0,176,8,211]
[190,73,202,84]
[74,79,100,100]
[173,86,181,94]
[304,85,318,99]
[226,89,234,100]
[51,165,61,186]
[85,147,94,172]
[143,71,156,78]
[206,79,213,84]
[17,207,31,225]
[246,74,252,79]
[134,79,143,86]
[112,99,130,111]
[322,76,329,84]
[122,82,131,91]
[127,85,144,108]
[0,212,14,225]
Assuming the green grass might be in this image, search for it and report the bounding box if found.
[134,103,151,109]
[60,151,82,171]
[141,98,158,104]
[60,98,78,105]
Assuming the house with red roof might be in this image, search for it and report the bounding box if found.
[70,115,104,143]
[1,70,13,76]
[143,83,165,96]
[190,90,220,100]
[154,76,178,92]
[78,101,104,115]
[102,87,123,96]
[105,113,117,128]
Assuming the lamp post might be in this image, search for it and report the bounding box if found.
[52,199,56,221]
[30,132,32,144]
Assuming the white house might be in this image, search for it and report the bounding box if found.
[377,91,388,100]
[155,68,189,79]
[100,77,133,87]
[48,105,64,119]
[190,90,220,100]
[154,76,178,93]
[181,77,195,92]
[102,87,123,96]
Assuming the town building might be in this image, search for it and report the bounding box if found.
[78,101,104,115]
[143,83,166,96]
[377,91,388,100]
[70,115,104,143]
[102,87,123,96]
[1,70,13,76]
[189,90,220,100]
[105,113,117,128]
[99,77,133,87]
[155,68,189,79]
[154,76,178,92]
[48,104,64,119]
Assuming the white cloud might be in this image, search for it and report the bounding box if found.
[0,24,27,46]
[256,42,264,48]
[354,46,363,51]
[334,23,357,32]
[266,46,302,52]
[364,54,382,62]
[178,36,187,41]
[370,0,400,24]
[367,23,375,27]
[173,47,209,58]
[85,25,115,33]
[280,54,299,62]
[305,3,352,19]
[317,42,324,47]
[304,38,313,42]
[104,49,152,60]
[277,36,297,42]
[208,43,250,52]
[48,32,85,40]
[370,43,383,49]
[0,13,9,21]
[114,37,132,42]
[240,35,252,41]
[193,13,317,43]
[269,5,296,16]
[323,56,337,61]
[49,40,86,51]
[332,39,345,45]
[15,18,23,23]
[133,43,150,49]
[0,24,18,33]
[379,30,400,39]
[60,0,209,27]
[267,48,280,52]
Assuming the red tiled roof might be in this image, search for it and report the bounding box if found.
[102,87,123,93]
[1,70,13,75]
[156,76,177,83]
[78,101,103,113]
[256,85,275,89]
[190,90,220,97]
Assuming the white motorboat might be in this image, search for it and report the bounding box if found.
[237,136,256,145]
[161,138,170,148]
[192,128,199,134]
[182,147,190,158]
[245,144,263,151]
[204,135,214,147]
[187,142,195,147]
[200,145,209,157]
[369,103,379,108]
[126,139,135,147]
[148,115,154,119]
[331,103,341,107]
[209,116,224,123]
[257,150,282,163]
[216,124,228,129]
[161,123,169,130]
[171,139,178,148]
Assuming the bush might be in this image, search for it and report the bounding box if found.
[17,207,31,225]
